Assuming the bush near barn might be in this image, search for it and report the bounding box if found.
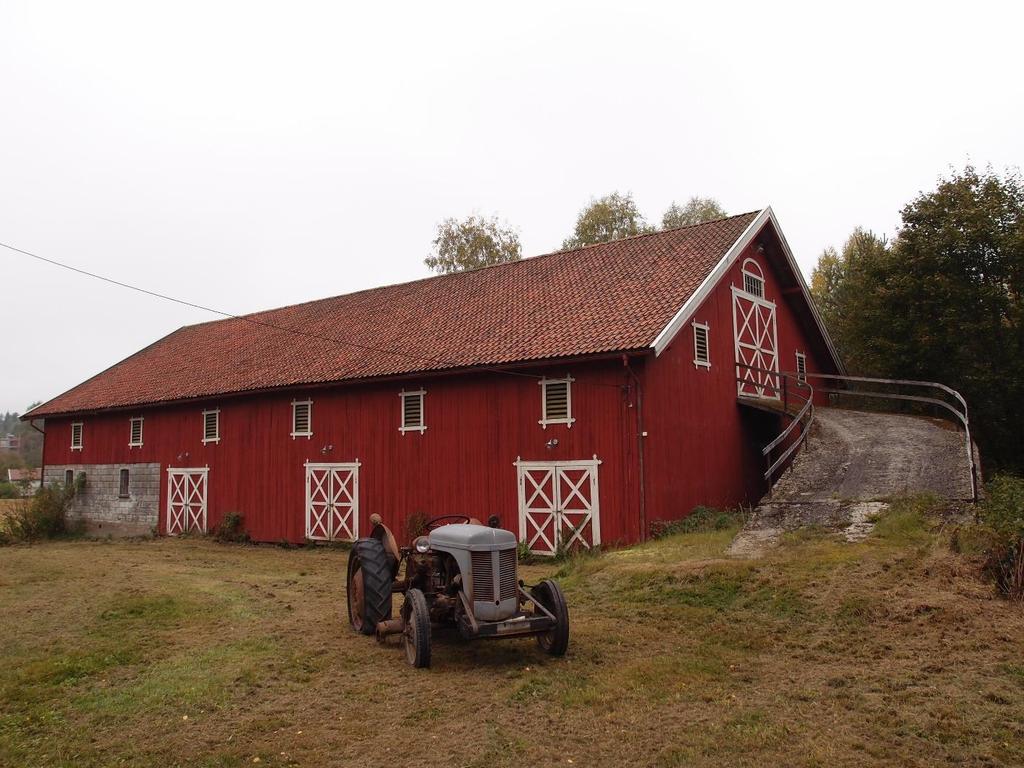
[973,476,1024,600]
[0,480,83,544]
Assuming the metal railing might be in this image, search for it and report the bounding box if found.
[800,372,978,502]
[735,364,815,484]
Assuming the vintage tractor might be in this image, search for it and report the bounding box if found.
[346,513,570,668]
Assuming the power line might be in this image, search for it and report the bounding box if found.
[0,240,625,390]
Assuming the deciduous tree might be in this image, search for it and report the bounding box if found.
[661,197,727,229]
[424,215,521,274]
[562,192,652,249]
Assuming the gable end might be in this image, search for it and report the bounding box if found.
[650,207,844,374]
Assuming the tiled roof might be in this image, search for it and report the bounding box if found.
[27,212,760,417]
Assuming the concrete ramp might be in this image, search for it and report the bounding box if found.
[728,407,974,557]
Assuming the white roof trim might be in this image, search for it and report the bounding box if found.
[650,207,845,374]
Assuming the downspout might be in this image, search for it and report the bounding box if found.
[622,355,647,541]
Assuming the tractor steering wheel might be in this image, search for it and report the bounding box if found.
[423,514,472,531]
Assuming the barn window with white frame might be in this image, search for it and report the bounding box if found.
[291,400,312,438]
[400,390,426,434]
[692,322,711,368]
[540,376,574,428]
[203,409,220,444]
[129,416,144,447]
[795,351,807,383]
[742,258,765,298]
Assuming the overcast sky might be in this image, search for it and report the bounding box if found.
[1,1,1020,414]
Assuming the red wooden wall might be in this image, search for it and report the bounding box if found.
[42,358,641,545]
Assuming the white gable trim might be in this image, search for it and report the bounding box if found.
[650,207,845,374]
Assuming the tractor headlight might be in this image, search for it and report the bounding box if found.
[414,536,430,554]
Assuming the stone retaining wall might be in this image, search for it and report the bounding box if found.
[44,463,161,536]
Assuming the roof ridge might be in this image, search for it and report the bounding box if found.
[183,210,762,329]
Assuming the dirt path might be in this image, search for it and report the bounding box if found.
[728,407,974,557]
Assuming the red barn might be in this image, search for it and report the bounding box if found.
[24,209,842,552]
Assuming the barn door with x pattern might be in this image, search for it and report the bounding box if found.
[166,468,208,535]
[732,286,780,399]
[516,458,601,556]
[305,462,360,542]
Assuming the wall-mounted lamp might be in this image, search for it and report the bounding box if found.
[320,444,334,455]
[176,452,190,461]
[546,438,559,450]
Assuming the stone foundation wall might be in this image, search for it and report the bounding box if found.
[44,463,161,536]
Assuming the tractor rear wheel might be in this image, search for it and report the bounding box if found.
[531,579,569,656]
[402,588,431,668]
[347,538,393,635]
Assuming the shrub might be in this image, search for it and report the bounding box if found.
[0,481,19,499]
[650,506,743,539]
[1,483,81,543]
[978,475,1024,600]
[213,512,250,543]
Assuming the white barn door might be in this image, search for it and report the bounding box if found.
[166,468,208,535]
[305,462,360,542]
[516,458,601,556]
[732,286,780,398]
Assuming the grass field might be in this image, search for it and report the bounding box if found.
[1,499,1022,767]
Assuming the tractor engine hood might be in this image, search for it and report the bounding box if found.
[428,524,517,552]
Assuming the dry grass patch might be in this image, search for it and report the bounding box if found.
[1,499,1022,767]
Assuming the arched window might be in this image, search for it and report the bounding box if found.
[741,258,765,298]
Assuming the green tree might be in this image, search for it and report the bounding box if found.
[811,166,1024,471]
[809,228,891,375]
[424,214,521,274]
[661,197,727,229]
[562,192,653,249]
[810,246,842,321]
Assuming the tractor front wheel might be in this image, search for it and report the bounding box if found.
[402,588,431,668]
[347,538,393,635]
[531,579,569,656]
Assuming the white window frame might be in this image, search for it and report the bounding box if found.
[399,389,426,434]
[539,376,575,429]
[795,351,807,384]
[129,416,144,448]
[70,421,83,451]
[202,409,221,444]
[291,399,313,439]
[692,321,711,369]
[741,257,765,299]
